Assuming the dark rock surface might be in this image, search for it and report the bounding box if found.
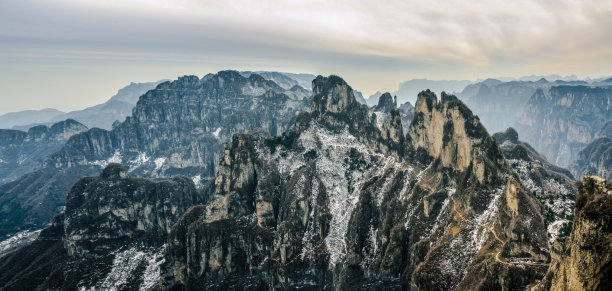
[372,93,397,112]
[0,166,100,238]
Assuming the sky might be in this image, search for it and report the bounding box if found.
[1,0,611,114]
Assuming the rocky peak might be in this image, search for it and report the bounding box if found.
[311,75,358,116]
[373,92,397,112]
[493,127,519,145]
[99,163,128,179]
[409,90,501,174]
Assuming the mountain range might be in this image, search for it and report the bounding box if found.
[0,71,610,290]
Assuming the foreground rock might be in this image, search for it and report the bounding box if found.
[0,164,203,290]
[161,76,550,290]
[531,176,611,290]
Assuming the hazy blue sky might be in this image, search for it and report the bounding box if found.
[1,0,611,114]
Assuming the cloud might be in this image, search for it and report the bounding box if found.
[0,0,611,113]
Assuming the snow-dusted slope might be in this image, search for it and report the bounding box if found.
[162,76,550,290]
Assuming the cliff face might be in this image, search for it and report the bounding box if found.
[516,86,612,167]
[531,176,611,291]
[0,164,203,290]
[0,119,88,184]
[161,76,549,290]
[493,128,577,241]
[63,164,202,257]
[45,71,310,183]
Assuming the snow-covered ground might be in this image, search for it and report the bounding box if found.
[0,229,42,256]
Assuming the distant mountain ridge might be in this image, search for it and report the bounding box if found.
[1,81,164,131]
[0,109,65,130]
[516,85,612,167]
[4,72,609,290]
[0,119,88,184]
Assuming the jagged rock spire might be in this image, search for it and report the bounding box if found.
[373,92,397,112]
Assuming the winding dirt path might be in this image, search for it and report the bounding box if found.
[451,200,548,267]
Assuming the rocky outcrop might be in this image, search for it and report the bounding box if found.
[0,164,203,290]
[372,93,397,112]
[0,119,88,184]
[493,128,577,241]
[531,176,611,291]
[516,86,612,167]
[161,76,549,290]
[64,164,202,257]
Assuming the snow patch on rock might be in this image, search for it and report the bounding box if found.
[0,229,42,256]
[90,151,123,168]
[192,175,203,189]
[129,152,150,169]
[212,127,222,138]
[154,157,166,170]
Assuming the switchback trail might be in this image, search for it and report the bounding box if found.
[451,199,549,267]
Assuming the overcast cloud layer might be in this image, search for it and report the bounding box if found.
[1,0,611,114]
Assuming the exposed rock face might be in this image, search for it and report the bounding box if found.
[161,76,549,290]
[493,128,577,241]
[64,163,202,257]
[570,122,612,180]
[46,71,310,183]
[0,119,88,184]
[531,176,611,291]
[516,86,612,167]
[0,164,202,290]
